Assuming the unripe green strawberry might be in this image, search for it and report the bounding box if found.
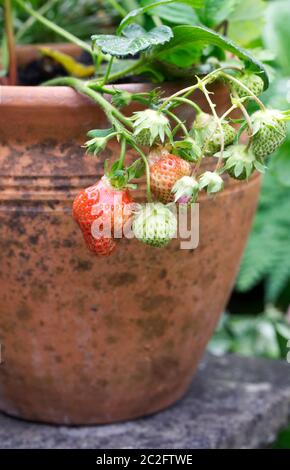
[133,203,177,248]
[206,122,236,154]
[230,72,264,98]
[251,109,287,158]
[134,128,152,146]
[192,112,235,155]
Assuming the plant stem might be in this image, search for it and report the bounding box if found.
[118,138,127,169]
[199,80,225,170]
[232,91,254,149]
[4,0,17,86]
[43,77,133,128]
[15,0,92,55]
[87,83,117,95]
[131,144,152,202]
[159,82,201,112]
[158,66,243,112]
[164,110,188,136]
[106,0,127,17]
[89,58,145,85]
[169,97,202,114]
[222,72,266,110]
[220,104,238,121]
[152,15,163,27]
[15,0,58,41]
[102,56,114,86]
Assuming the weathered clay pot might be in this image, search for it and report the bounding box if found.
[0,78,261,424]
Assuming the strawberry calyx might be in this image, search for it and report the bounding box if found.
[132,109,171,147]
[171,176,199,203]
[199,171,224,194]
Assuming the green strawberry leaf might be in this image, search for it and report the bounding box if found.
[92,23,173,57]
[153,25,269,88]
[127,158,146,180]
[118,0,205,33]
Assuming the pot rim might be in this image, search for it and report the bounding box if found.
[0,80,199,109]
[0,82,261,199]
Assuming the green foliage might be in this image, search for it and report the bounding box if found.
[235,0,290,303]
[227,0,267,47]
[118,0,204,32]
[141,0,200,25]
[263,0,290,76]
[237,167,290,302]
[154,25,268,85]
[209,308,290,359]
[197,0,239,29]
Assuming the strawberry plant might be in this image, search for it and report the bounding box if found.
[3,1,289,256]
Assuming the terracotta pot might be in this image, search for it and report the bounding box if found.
[0,75,261,424]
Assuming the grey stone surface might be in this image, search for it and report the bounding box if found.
[0,353,290,449]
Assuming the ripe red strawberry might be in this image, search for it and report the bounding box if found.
[150,154,192,203]
[73,176,133,256]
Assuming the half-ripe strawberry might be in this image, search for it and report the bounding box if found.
[150,154,192,204]
[73,176,133,256]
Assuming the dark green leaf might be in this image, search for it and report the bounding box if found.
[153,25,269,88]
[92,24,173,57]
[118,0,205,33]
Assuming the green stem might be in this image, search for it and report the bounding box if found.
[199,80,225,169]
[232,91,254,149]
[118,138,127,169]
[43,77,133,128]
[87,83,116,95]
[4,0,17,85]
[152,15,163,27]
[15,0,58,41]
[102,56,114,86]
[169,97,202,114]
[106,0,127,17]
[131,144,152,202]
[15,0,92,55]
[158,66,243,112]
[159,83,201,112]
[164,110,188,137]
[220,104,238,121]
[89,58,145,85]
